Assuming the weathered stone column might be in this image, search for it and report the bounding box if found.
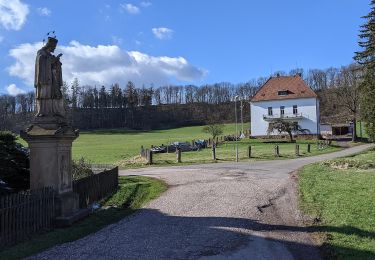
[21,123,80,219]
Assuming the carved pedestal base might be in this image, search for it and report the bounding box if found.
[21,122,85,223]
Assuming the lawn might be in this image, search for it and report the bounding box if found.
[17,123,342,167]
[151,139,340,166]
[299,148,375,259]
[0,176,167,260]
[72,123,238,164]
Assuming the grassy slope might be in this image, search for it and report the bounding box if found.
[299,149,375,259]
[72,123,238,164]
[0,176,167,260]
[17,123,342,167]
[72,123,341,166]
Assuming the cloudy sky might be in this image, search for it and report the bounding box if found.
[0,0,369,95]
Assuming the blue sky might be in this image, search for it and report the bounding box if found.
[0,0,370,95]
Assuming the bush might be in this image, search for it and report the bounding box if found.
[0,131,29,193]
[365,122,375,142]
[0,131,16,144]
[72,157,93,180]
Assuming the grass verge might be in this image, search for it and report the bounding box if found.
[0,176,167,260]
[299,148,375,259]
[118,139,342,169]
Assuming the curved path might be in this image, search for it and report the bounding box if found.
[30,144,373,260]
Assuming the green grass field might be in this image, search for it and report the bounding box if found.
[0,176,167,260]
[69,124,341,168]
[151,139,340,166]
[17,123,342,167]
[71,123,238,164]
[299,148,375,259]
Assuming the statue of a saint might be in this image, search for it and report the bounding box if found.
[34,36,66,119]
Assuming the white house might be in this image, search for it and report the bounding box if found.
[250,75,320,137]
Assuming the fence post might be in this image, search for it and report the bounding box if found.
[247,145,252,158]
[192,140,195,147]
[212,144,216,161]
[166,145,169,153]
[140,146,144,157]
[176,148,182,163]
[307,143,311,153]
[274,145,280,157]
[295,144,300,156]
[147,149,153,165]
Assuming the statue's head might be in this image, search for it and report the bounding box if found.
[45,37,58,52]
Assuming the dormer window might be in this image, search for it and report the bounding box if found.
[278,90,289,96]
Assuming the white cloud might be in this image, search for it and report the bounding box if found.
[8,41,207,89]
[0,0,29,30]
[121,3,140,14]
[37,7,51,16]
[140,1,152,7]
[152,27,173,40]
[6,83,26,96]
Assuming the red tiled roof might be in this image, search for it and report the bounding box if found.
[250,75,317,102]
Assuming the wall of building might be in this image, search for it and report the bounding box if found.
[250,97,319,136]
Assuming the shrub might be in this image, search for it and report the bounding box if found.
[72,157,93,180]
[0,131,29,193]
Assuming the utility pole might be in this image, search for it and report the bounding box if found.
[235,96,239,162]
[240,98,244,134]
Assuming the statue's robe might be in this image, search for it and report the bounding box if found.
[34,47,64,117]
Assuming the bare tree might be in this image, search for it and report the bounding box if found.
[267,119,310,142]
[203,123,224,144]
[334,64,362,141]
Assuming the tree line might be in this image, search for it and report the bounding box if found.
[0,64,365,134]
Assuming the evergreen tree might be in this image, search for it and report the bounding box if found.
[355,1,375,141]
[71,78,80,108]
[125,81,137,108]
[99,86,107,108]
[93,87,99,108]
[355,0,375,68]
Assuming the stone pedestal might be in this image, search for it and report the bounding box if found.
[21,121,80,219]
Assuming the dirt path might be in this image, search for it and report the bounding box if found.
[29,144,374,260]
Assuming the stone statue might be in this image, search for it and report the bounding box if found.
[21,34,85,224]
[34,36,66,119]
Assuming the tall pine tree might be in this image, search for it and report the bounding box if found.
[354,0,375,141]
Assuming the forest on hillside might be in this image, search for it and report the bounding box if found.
[0,64,361,132]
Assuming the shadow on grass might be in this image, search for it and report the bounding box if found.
[9,208,375,259]
[81,128,151,135]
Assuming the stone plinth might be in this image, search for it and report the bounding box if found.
[21,123,80,218]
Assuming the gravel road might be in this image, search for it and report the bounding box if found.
[29,144,374,260]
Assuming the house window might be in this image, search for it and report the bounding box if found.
[280,106,285,116]
[268,107,273,116]
[293,105,298,115]
[278,90,289,96]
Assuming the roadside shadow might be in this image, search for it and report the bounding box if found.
[99,208,375,259]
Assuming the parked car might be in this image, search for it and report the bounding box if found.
[194,139,207,149]
[150,146,167,153]
[170,142,198,152]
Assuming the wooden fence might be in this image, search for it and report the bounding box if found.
[0,187,55,248]
[73,166,119,208]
